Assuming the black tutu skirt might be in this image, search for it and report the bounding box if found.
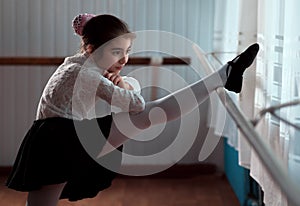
[6,116,123,201]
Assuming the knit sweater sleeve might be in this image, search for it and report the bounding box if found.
[74,67,145,114]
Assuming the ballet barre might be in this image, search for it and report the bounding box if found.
[216,89,300,206]
[193,44,300,206]
[0,57,190,66]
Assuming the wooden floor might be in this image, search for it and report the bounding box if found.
[0,173,239,206]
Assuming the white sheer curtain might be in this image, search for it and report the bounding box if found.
[210,0,257,161]
[211,0,300,205]
[252,0,300,205]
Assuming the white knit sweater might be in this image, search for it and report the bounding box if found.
[36,52,145,120]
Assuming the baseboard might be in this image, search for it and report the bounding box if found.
[0,166,12,176]
[118,163,217,178]
[0,163,217,178]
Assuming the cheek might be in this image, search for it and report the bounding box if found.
[97,54,118,69]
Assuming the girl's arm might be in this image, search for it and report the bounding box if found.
[98,77,145,113]
[103,71,134,90]
[76,67,145,113]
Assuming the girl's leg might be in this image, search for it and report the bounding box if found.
[98,63,229,157]
[26,183,66,206]
[98,43,259,157]
[97,66,227,157]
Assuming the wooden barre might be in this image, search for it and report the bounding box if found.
[0,57,190,66]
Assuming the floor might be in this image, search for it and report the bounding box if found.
[0,173,239,206]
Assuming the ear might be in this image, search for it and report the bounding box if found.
[85,44,95,54]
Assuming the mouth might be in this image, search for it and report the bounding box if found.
[115,66,123,70]
[107,65,124,73]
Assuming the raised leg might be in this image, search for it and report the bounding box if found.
[98,43,259,157]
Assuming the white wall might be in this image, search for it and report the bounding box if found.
[0,0,222,169]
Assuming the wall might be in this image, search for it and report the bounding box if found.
[0,0,221,168]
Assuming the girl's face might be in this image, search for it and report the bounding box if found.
[96,37,132,74]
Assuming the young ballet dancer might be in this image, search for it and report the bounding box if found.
[6,13,259,206]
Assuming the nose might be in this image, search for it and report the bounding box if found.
[118,54,128,65]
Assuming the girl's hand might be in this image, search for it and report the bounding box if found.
[103,71,123,86]
[103,71,133,90]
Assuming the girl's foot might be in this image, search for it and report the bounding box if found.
[225,43,259,93]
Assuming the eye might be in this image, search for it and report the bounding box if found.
[112,50,122,56]
[126,46,132,54]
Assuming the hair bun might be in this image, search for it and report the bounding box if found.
[72,13,95,36]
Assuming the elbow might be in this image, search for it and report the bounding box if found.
[129,95,145,113]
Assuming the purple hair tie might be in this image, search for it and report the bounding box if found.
[72,13,95,36]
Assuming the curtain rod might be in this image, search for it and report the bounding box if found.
[0,57,190,66]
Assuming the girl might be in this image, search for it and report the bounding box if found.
[6,13,259,206]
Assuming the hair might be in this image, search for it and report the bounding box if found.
[73,14,134,53]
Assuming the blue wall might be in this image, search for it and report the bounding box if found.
[224,140,250,205]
